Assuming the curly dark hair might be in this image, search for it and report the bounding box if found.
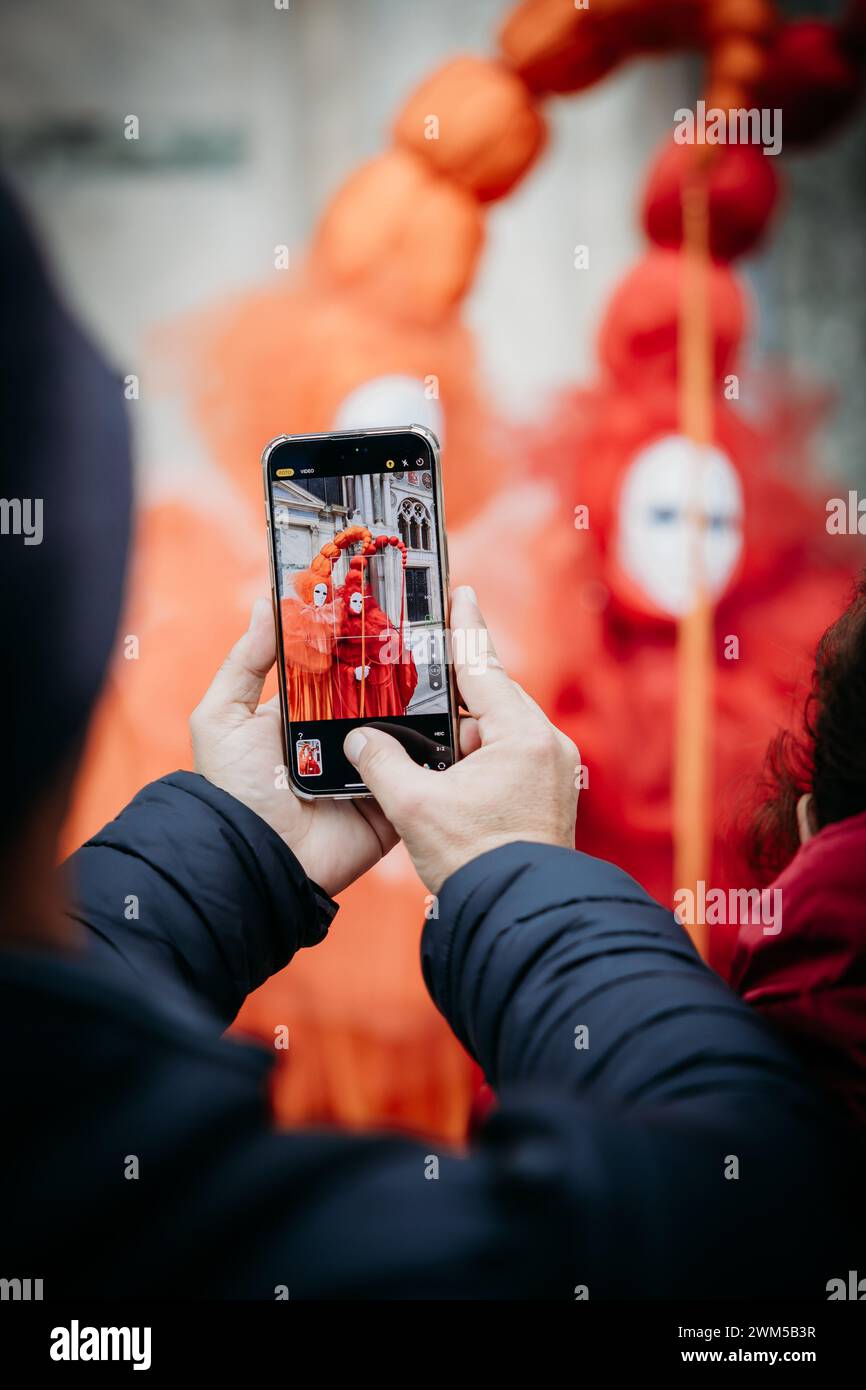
[746,571,866,884]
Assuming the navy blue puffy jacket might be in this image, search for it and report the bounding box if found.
[1,772,860,1298]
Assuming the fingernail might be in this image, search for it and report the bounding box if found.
[344,729,368,764]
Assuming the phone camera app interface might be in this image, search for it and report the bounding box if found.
[269,434,455,794]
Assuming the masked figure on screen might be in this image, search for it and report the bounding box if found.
[334,542,418,719]
[297,742,321,777]
[279,567,340,721]
[279,526,373,721]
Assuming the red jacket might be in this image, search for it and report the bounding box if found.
[731,809,866,1136]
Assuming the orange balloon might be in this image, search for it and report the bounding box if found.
[705,0,777,44]
[499,0,623,94]
[393,56,546,203]
[710,34,769,85]
[312,149,484,327]
[704,79,752,112]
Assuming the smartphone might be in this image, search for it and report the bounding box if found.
[262,426,459,798]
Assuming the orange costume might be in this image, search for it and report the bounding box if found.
[280,584,340,721]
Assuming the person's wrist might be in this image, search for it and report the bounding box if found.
[177,771,339,954]
[266,826,339,944]
[422,830,569,898]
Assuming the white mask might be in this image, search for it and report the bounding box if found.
[349,591,364,615]
[312,582,328,608]
[615,434,743,617]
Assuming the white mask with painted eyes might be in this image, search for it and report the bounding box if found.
[349,591,364,615]
[615,434,743,617]
[332,375,444,441]
[312,582,328,608]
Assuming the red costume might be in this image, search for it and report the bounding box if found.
[279,526,375,720]
[527,251,861,976]
[334,553,418,718]
[297,743,321,777]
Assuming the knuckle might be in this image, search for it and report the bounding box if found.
[524,725,557,761]
[558,733,580,765]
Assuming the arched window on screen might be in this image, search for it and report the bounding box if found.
[398,498,432,551]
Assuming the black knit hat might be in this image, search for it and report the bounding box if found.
[0,184,132,848]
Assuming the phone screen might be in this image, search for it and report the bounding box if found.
[264,430,457,797]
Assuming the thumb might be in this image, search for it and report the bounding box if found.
[197,599,275,720]
[343,726,427,821]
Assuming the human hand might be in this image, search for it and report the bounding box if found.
[191,600,397,898]
[354,665,371,680]
[343,587,580,895]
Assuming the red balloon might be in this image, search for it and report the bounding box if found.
[643,139,779,262]
[598,249,747,387]
[758,20,863,146]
